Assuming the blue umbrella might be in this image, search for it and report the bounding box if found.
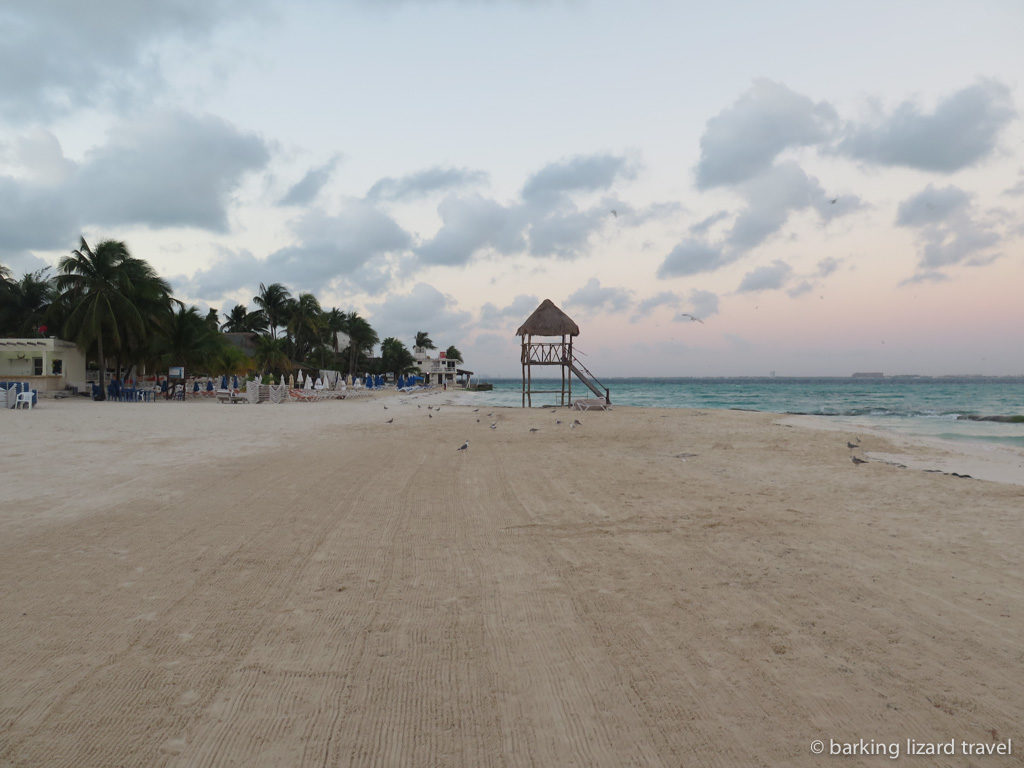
[221,375,228,389]
[193,381,200,393]
[232,375,239,390]
[206,380,214,391]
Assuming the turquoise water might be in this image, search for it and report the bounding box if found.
[464,377,1024,447]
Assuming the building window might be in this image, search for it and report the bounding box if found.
[33,357,43,376]
[52,359,63,375]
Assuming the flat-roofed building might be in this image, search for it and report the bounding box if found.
[0,338,87,393]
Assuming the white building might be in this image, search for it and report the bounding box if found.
[0,338,87,393]
[413,346,471,386]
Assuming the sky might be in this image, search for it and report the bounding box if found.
[1,0,1022,377]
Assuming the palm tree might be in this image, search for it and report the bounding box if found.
[287,292,323,363]
[57,237,171,400]
[444,345,463,363]
[380,337,416,379]
[343,312,379,379]
[254,335,292,378]
[414,331,435,351]
[156,306,222,373]
[254,282,291,339]
[221,304,268,334]
[0,268,55,337]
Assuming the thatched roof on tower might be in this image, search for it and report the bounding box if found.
[515,299,580,337]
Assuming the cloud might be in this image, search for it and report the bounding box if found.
[564,278,632,313]
[837,79,1015,172]
[365,282,472,342]
[182,199,410,299]
[527,206,606,259]
[279,156,340,206]
[695,80,838,189]
[895,184,970,227]
[727,161,863,250]
[689,210,729,236]
[9,129,77,185]
[737,260,793,292]
[895,184,1001,277]
[634,291,681,317]
[366,166,488,201]
[522,153,637,202]
[415,194,525,267]
[817,256,841,277]
[657,239,732,278]
[75,111,270,231]
[687,289,720,319]
[478,294,540,329]
[0,1,260,122]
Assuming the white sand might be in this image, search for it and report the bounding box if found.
[1,396,1022,766]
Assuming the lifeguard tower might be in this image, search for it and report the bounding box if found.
[515,299,610,408]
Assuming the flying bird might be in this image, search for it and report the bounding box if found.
[457,440,469,452]
[678,313,704,324]
[830,197,838,204]
[610,209,618,218]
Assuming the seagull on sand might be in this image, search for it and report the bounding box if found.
[457,440,469,452]
[386,418,393,424]
[851,455,868,465]
[383,405,388,409]
[847,441,859,450]
[556,419,562,424]
[678,313,704,324]
[489,423,497,429]
[529,427,540,433]
[573,419,582,426]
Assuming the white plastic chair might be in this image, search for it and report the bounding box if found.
[14,391,34,410]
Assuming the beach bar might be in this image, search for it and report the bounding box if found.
[0,338,87,393]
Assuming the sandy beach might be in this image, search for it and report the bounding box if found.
[1,394,1022,767]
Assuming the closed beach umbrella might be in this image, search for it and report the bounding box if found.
[232,375,239,390]
[288,373,295,388]
[304,374,313,389]
[297,370,304,385]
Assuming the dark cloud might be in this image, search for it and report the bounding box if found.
[0,1,260,122]
[657,239,732,278]
[837,79,1014,172]
[564,278,632,313]
[366,166,488,201]
[279,156,340,206]
[478,294,540,329]
[737,260,793,292]
[0,176,78,252]
[75,111,269,231]
[522,153,637,202]
[695,80,838,189]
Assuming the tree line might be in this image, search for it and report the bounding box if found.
[0,238,463,400]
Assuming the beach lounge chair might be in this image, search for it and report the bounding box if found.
[573,398,610,411]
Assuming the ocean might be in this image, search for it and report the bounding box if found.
[459,377,1024,447]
